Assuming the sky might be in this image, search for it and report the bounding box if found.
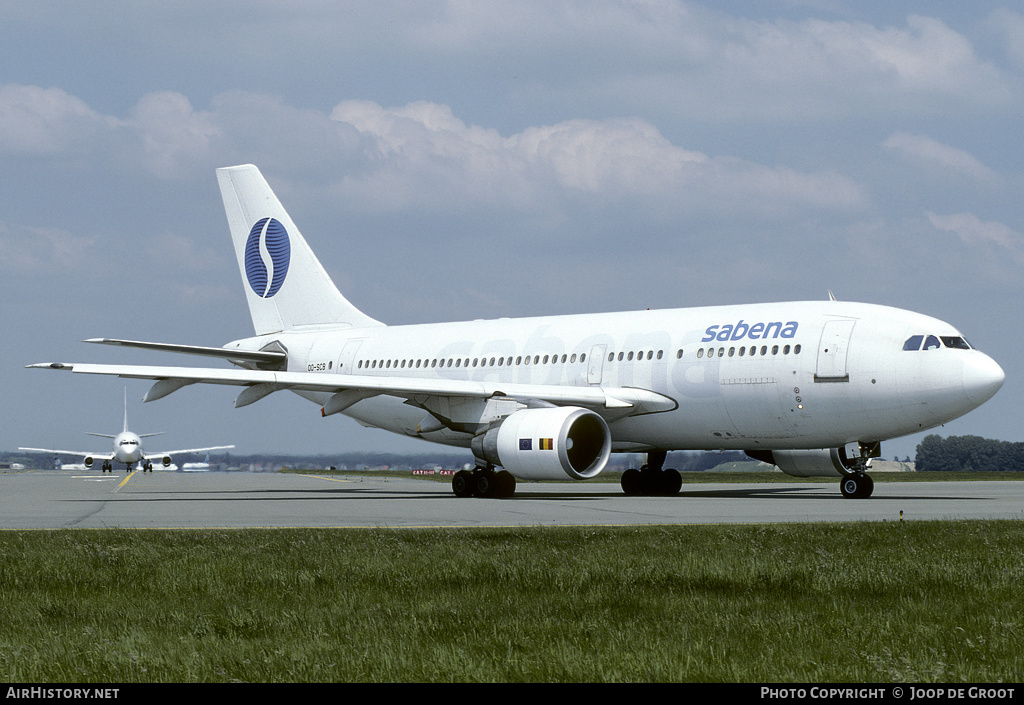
[1,1,1021,463]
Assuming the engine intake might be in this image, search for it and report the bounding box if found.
[472,407,611,481]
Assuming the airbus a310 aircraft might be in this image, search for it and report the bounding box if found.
[20,390,233,473]
[29,165,1004,498]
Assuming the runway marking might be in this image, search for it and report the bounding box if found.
[114,470,139,491]
[296,474,353,484]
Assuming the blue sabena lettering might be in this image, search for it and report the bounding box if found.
[701,320,798,343]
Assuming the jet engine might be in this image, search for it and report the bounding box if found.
[161,456,173,467]
[471,406,611,481]
[84,456,94,468]
[745,448,857,478]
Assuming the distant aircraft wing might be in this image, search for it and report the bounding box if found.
[17,447,112,460]
[27,362,677,416]
[146,445,235,457]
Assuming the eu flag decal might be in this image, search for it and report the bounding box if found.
[519,438,532,451]
[539,438,554,450]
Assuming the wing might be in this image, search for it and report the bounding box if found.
[17,447,112,460]
[27,362,677,416]
[147,445,235,457]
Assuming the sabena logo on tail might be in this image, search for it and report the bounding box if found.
[244,217,291,298]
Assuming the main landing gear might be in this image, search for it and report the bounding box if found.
[620,450,682,496]
[452,465,517,498]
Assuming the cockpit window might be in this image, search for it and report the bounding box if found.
[903,335,923,351]
[904,334,973,351]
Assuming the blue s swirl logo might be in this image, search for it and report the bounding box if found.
[244,218,290,298]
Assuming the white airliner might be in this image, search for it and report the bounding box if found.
[29,164,1004,498]
[19,390,233,473]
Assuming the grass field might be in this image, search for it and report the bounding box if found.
[1,521,1022,683]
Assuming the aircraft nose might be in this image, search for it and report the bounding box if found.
[963,353,1005,406]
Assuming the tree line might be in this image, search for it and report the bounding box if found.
[915,435,1024,472]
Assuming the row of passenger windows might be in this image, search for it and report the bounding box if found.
[903,335,972,351]
[698,344,801,358]
[356,344,802,371]
[358,353,590,370]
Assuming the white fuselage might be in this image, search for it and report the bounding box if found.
[225,299,1004,454]
[112,431,145,464]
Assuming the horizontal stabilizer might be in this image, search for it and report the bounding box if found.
[86,338,286,367]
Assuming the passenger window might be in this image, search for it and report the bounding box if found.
[923,335,941,351]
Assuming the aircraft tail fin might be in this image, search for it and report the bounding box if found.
[216,164,384,335]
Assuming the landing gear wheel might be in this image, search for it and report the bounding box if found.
[494,470,517,498]
[452,470,474,498]
[840,473,874,499]
[453,468,517,498]
[621,468,642,495]
[472,471,494,498]
[621,466,681,496]
[662,468,682,495]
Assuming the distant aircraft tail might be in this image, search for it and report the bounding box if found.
[216,164,384,335]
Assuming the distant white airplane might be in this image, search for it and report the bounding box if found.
[20,390,233,473]
[29,165,1004,498]
[181,453,212,472]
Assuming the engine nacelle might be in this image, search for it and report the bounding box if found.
[161,456,173,467]
[84,456,94,468]
[471,407,611,481]
[746,448,856,478]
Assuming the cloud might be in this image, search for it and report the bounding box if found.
[927,212,1022,253]
[125,92,221,179]
[328,99,865,217]
[883,132,1000,184]
[0,84,117,155]
[406,5,1018,122]
[0,221,97,272]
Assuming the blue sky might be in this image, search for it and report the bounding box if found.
[2,1,1021,462]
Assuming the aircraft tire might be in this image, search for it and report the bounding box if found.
[472,471,494,498]
[621,468,642,495]
[495,470,517,498]
[841,474,874,499]
[663,468,682,495]
[452,470,474,498]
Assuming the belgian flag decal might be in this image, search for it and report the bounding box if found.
[539,438,554,450]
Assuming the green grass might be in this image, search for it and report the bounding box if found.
[1,523,1022,682]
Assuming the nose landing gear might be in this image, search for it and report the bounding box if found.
[840,441,880,499]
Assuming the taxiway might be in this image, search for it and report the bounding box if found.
[1,469,1022,529]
